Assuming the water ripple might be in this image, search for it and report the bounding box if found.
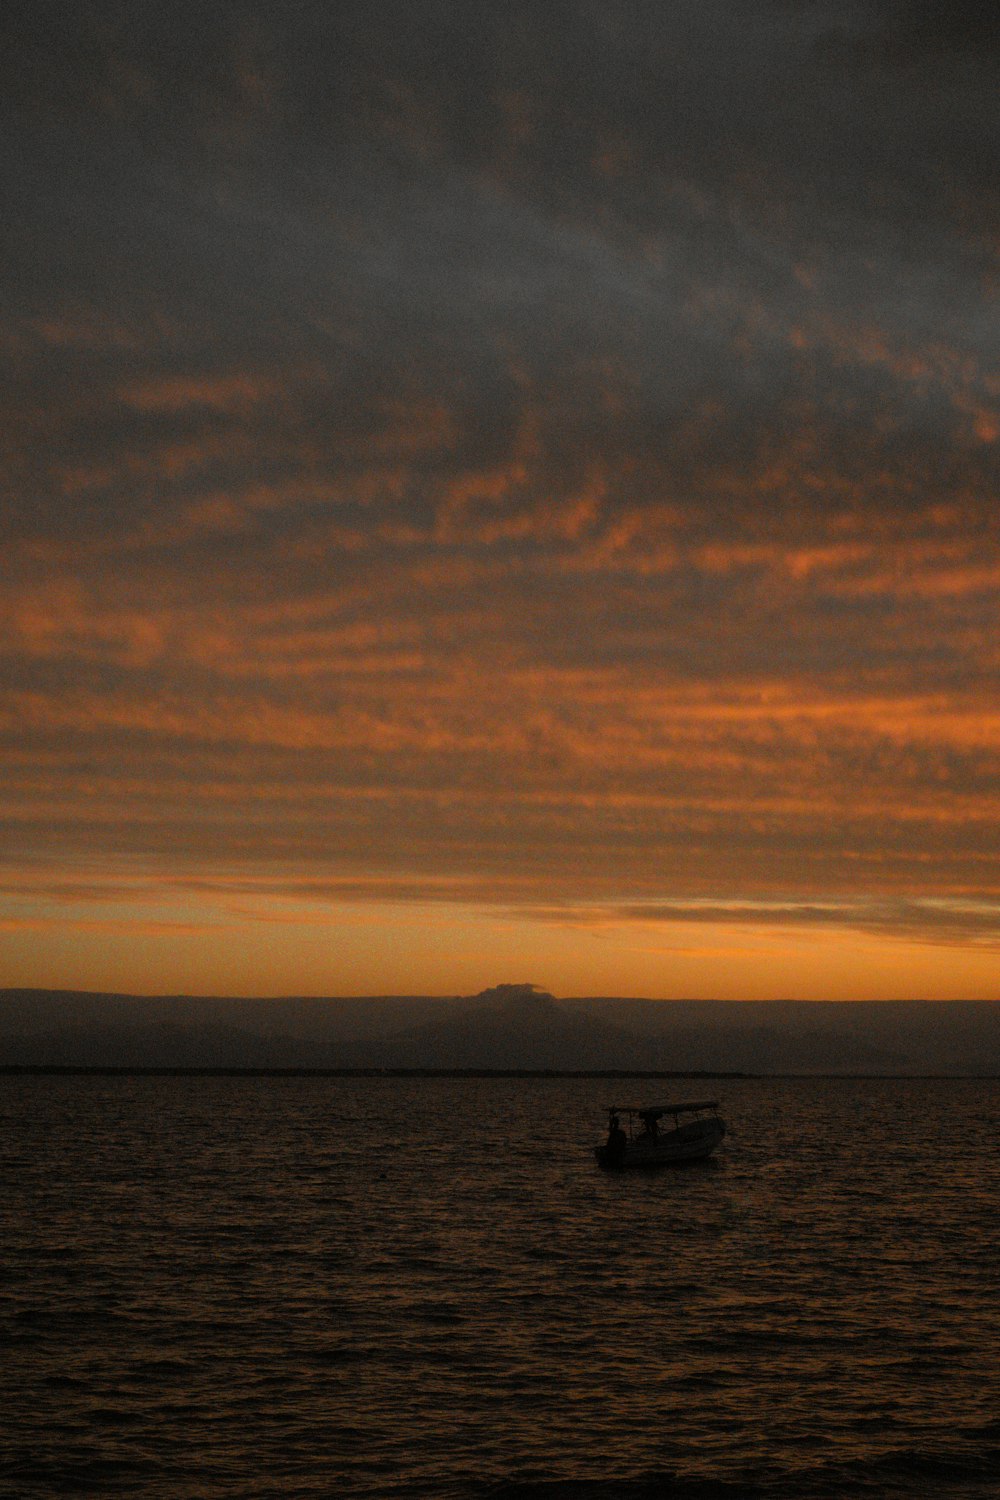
[3,1075,999,1497]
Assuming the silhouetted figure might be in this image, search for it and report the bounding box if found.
[606,1112,627,1159]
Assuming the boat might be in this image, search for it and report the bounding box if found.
[594,1100,726,1168]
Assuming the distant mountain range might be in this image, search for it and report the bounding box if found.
[2,983,999,1074]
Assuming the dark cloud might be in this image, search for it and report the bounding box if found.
[825,0,1000,64]
[2,4,999,988]
[520,895,1000,948]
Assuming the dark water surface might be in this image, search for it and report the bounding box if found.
[4,1076,999,1498]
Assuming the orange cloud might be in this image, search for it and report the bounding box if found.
[120,372,279,414]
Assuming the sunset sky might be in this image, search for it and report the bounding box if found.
[3,1,999,1000]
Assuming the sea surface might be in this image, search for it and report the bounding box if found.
[4,1075,1000,1499]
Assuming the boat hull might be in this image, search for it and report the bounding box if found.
[595,1116,725,1169]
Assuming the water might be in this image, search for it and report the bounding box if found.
[4,1075,999,1498]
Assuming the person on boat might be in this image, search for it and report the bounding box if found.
[606,1112,627,1159]
[639,1112,658,1140]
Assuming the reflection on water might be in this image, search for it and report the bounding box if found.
[4,1076,1000,1497]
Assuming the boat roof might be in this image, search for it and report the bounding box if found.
[611,1100,719,1118]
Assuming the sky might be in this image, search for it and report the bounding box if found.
[2,1,999,1000]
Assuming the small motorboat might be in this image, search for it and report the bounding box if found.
[595,1100,726,1168]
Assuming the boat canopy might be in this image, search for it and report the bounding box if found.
[610,1100,719,1119]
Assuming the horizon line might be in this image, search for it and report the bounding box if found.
[4,1066,999,1081]
[4,986,1000,1004]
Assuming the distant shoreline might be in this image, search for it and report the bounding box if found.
[0,1065,748,1079]
[3,1066,998,1080]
